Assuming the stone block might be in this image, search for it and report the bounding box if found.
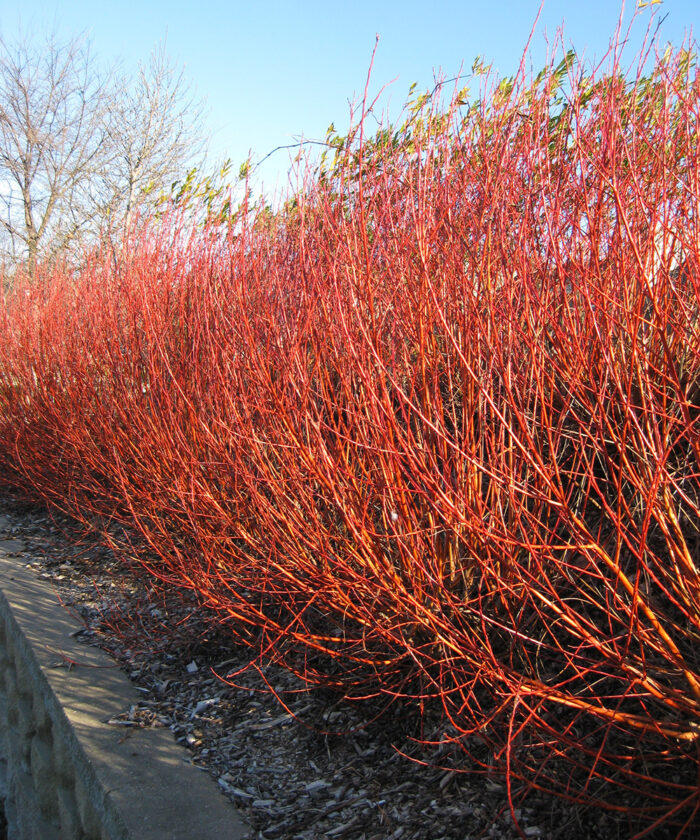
[75,777,101,839]
[4,635,15,664]
[16,696,35,740]
[57,785,82,840]
[30,735,58,817]
[9,767,60,840]
[14,658,32,702]
[52,729,76,787]
[5,669,18,712]
[32,692,50,737]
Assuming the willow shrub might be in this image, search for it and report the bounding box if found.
[1,34,700,837]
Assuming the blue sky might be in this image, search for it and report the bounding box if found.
[1,1,699,197]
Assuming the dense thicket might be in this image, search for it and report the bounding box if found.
[2,36,699,838]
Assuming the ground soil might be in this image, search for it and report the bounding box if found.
[0,496,693,840]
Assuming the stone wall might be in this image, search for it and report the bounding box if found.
[0,527,250,840]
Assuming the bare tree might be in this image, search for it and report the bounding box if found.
[0,32,207,277]
[0,33,109,276]
[97,43,207,238]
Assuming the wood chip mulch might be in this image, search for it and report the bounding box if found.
[0,497,676,840]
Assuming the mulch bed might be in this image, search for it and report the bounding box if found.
[0,496,678,840]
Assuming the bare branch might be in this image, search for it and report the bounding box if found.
[0,32,207,276]
[96,42,207,238]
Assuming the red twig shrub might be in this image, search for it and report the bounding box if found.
[1,31,700,837]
